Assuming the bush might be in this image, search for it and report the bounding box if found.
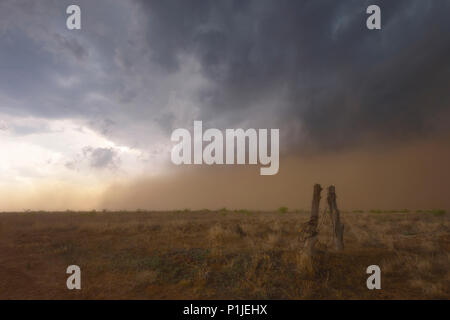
[278,206,288,214]
[431,209,446,216]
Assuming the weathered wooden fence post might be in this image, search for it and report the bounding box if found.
[327,185,344,250]
[302,184,322,255]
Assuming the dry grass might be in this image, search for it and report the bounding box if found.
[0,210,448,299]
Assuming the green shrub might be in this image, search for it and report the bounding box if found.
[237,209,251,215]
[431,209,446,216]
[278,206,288,214]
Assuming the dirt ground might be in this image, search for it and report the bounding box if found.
[0,209,448,299]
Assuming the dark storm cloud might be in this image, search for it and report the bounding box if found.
[137,0,450,152]
[1,0,449,154]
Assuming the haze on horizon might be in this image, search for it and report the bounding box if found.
[1,0,450,211]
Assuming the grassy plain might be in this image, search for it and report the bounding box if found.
[0,209,448,299]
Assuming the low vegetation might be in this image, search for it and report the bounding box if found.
[0,210,448,299]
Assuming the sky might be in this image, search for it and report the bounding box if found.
[0,0,450,211]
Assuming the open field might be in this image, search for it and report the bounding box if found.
[0,210,449,299]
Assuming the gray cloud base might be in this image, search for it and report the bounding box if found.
[0,0,449,155]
